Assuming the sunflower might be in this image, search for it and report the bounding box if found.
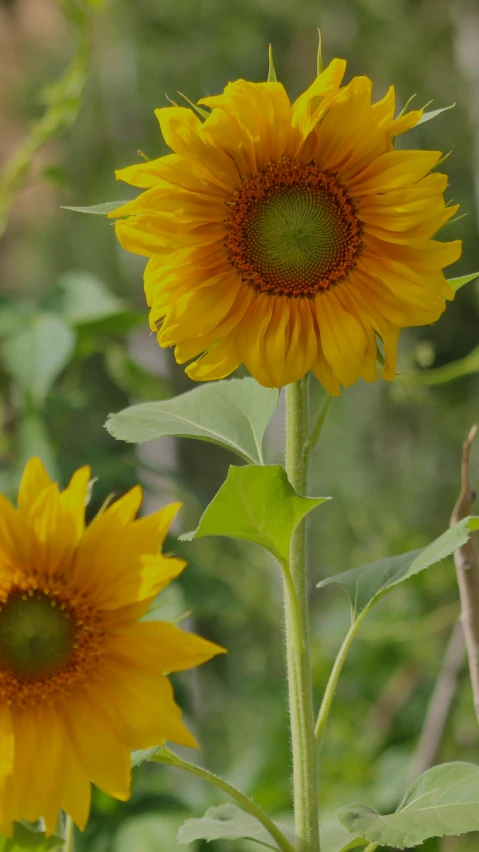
[0,458,223,837]
[110,58,461,393]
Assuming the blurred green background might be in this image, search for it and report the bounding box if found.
[1,0,478,849]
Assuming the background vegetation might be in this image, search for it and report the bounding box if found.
[1,0,478,849]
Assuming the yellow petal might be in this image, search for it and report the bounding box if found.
[107,621,225,674]
[18,457,51,514]
[291,58,347,134]
[62,694,131,800]
[98,665,198,748]
[315,291,368,387]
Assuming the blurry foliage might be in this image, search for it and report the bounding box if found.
[1,0,479,850]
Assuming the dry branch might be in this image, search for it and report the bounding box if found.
[451,425,479,721]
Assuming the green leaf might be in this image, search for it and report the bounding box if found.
[106,378,279,464]
[417,104,455,124]
[183,464,329,565]
[62,201,128,215]
[0,823,62,851]
[320,820,366,852]
[337,762,479,849]
[2,313,76,405]
[177,804,279,849]
[57,271,127,325]
[447,271,479,291]
[318,516,479,620]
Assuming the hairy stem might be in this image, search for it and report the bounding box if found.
[284,379,320,852]
[153,747,296,852]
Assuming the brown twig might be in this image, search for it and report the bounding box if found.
[451,425,479,722]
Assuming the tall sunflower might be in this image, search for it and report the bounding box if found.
[0,458,223,837]
[110,59,461,393]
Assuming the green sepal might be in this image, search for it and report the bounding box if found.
[268,45,277,82]
[62,201,128,215]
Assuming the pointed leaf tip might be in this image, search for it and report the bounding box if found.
[268,45,277,82]
[448,271,479,292]
[188,464,329,565]
[317,28,323,74]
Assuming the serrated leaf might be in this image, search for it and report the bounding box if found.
[177,804,278,849]
[337,762,479,849]
[106,378,279,464]
[62,201,128,215]
[318,516,479,620]
[447,272,479,291]
[0,823,62,851]
[183,464,329,565]
[2,314,76,405]
[417,104,454,124]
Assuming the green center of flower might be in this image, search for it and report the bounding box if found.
[0,592,76,678]
[226,160,361,296]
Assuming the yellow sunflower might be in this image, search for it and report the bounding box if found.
[110,58,461,393]
[0,458,223,837]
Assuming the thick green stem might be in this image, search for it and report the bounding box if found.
[153,747,296,852]
[284,379,320,852]
[63,815,75,852]
[363,843,379,852]
[315,607,370,745]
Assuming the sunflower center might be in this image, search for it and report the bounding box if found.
[0,578,106,707]
[225,159,361,296]
[0,591,75,677]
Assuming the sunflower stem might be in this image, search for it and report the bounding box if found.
[284,378,320,852]
[152,747,296,852]
[63,814,75,852]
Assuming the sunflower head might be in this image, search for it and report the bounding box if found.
[0,458,223,837]
[111,58,461,392]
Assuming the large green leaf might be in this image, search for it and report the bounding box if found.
[106,378,279,464]
[0,823,63,851]
[337,762,479,849]
[182,464,328,565]
[2,313,76,405]
[318,516,479,620]
[177,804,280,849]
